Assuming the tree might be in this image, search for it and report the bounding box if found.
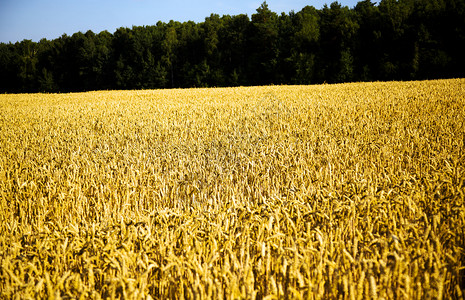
[219,14,250,86]
[16,40,38,91]
[289,6,320,84]
[94,30,113,89]
[0,43,20,92]
[378,0,416,80]
[1,0,464,92]
[176,20,206,87]
[353,0,382,81]
[201,15,225,86]
[250,2,279,85]
[318,2,358,82]
[162,22,179,88]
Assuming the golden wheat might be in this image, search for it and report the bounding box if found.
[1,79,464,299]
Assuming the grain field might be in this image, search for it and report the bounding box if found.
[1,79,464,299]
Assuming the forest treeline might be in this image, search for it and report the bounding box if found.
[1,0,464,93]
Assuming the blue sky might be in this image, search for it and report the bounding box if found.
[0,0,360,43]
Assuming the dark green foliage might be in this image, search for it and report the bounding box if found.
[0,0,464,93]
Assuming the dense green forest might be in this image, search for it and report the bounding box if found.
[1,0,464,93]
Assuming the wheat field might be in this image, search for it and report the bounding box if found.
[1,79,464,299]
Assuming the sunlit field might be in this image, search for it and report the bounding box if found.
[1,79,464,299]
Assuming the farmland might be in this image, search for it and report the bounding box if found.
[1,79,464,299]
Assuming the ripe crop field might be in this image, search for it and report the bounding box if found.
[1,79,464,299]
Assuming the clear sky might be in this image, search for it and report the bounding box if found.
[0,0,360,44]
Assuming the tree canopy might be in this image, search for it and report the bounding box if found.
[1,0,464,93]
